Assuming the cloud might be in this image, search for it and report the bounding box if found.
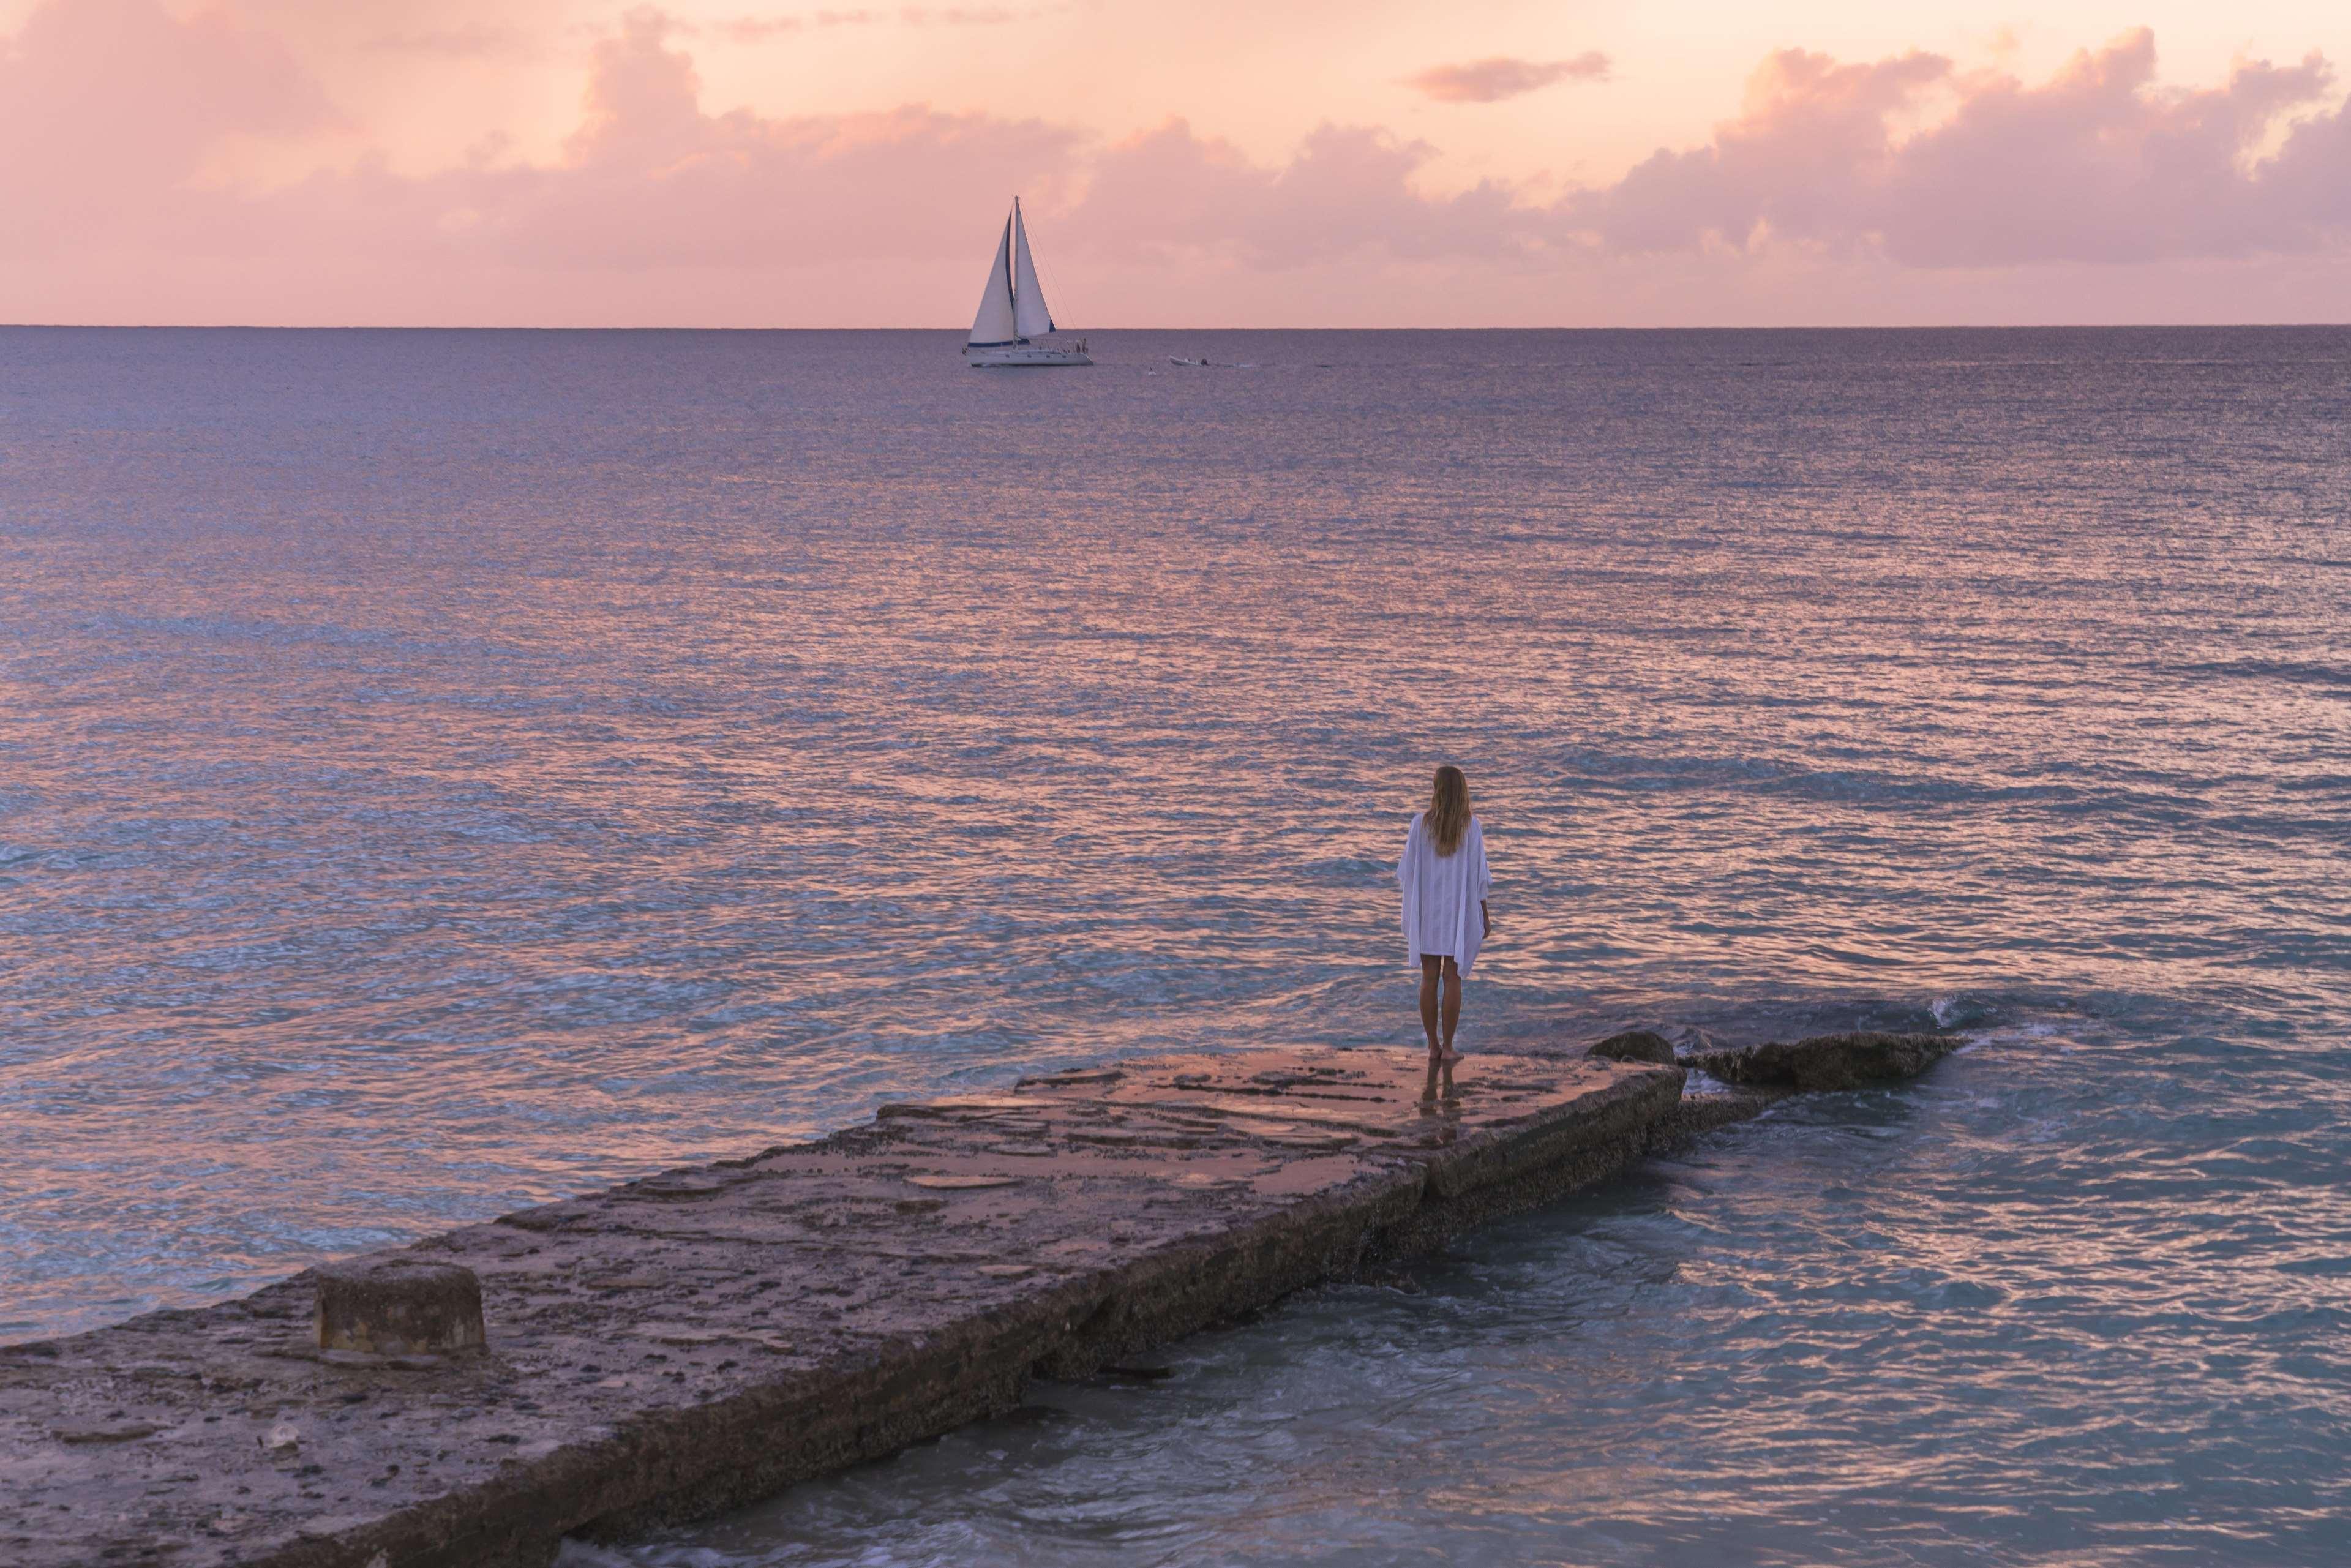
[0,0,338,253]
[1580,30,2351,266]
[429,9,1081,269]
[2,3,2348,325]
[718,4,1057,36]
[1078,32,2351,274]
[1405,53,1611,103]
[1578,47,1949,255]
[898,6,1019,23]
[360,24,534,60]
[1067,119,1535,267]
[715,10,880,42]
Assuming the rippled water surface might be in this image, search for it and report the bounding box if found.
[4,327,2348,1562]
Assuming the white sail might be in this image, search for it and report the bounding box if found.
[963,196,1089,367]
[1011,198,1055,339]
[967,216,1018,346]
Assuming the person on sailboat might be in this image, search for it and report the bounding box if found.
[1396,765,1493,1063]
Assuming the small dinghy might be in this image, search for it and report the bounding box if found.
[964,198,1090,368]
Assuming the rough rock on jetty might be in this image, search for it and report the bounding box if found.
[1681,1030,1957,1092]
[0,1033,1952,1568]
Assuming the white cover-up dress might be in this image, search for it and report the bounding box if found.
[1397,812,1492,974]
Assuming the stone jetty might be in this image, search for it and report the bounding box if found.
[0,1031,1953,1567]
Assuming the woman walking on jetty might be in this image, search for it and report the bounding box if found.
[1397,765,1492,1063]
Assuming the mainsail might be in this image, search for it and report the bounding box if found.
[967,216,1018,347]
[1011,198,1055,339]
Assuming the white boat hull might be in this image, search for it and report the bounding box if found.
[966,343,1092,368]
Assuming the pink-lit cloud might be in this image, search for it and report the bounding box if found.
[714,11,882,43]
[898,6,1021,23]
[713,6,1049,43]
[493,10,1077,268]
[359,24,537,61]
[1406,53,1612,103]
[1581,31,2351,265]
[0,0,339,255]
[1,2,2347,324]
[1066,119,1537,267]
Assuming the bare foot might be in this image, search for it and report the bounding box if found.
[1438,1046,1463,1064]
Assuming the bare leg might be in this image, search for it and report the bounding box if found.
[1418,956,1442,1057]
[1439,958,1463,1060]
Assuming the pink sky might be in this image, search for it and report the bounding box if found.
[3,0,2348,326]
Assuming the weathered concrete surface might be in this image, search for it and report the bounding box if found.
[0,1048,1683,1568]
[1679,1029,1957,1091]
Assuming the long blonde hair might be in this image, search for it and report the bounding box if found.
[1425,765,1471,856]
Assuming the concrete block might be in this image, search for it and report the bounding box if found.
[315,1257,486,1357]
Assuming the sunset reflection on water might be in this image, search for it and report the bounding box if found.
[4,325,2348,1562]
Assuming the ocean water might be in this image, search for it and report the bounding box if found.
[3,326,2348,1564]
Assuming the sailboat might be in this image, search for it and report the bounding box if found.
[964,198,1091,368]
